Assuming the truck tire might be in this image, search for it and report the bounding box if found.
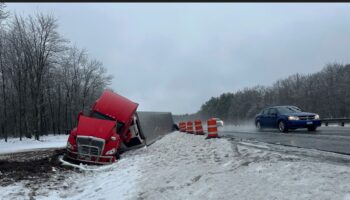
[115,151,120,160]
[173,124,179,131]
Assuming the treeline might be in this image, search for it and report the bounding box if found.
[176,63,350,124]
[0,4,112,141]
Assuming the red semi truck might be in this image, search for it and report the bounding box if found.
[65,90,174,164]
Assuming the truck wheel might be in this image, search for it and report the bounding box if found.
[115,151,120,160]
[173,124,179,131]
[278,121,288,133]
[307,126,317,132]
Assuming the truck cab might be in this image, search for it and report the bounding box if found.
[66,90,145,164]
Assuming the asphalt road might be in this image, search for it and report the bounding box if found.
[221,125,350,155]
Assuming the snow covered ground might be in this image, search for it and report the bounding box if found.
[1,131,350,200]
[0,134,68,154]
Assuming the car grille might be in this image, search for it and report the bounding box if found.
[299,116,315,120]
[76,136,104,156]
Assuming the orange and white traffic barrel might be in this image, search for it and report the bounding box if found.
[179,122,186,132]
[186,121,194,134]
[194,120,204,135]
[206,118,219,139]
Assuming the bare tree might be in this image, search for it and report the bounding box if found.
[0,8,112,141]
[0,2,9,141]
[24,13,66,140]
[198,63,350,124]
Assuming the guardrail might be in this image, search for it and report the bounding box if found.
[321,118,350,126]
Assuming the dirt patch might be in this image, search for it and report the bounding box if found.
[0,148,75,187]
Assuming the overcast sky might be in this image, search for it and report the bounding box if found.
[6,3,350,114]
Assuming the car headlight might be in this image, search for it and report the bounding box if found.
[288,116,299,120]
[106,148,116,155]
[314,114,320,120]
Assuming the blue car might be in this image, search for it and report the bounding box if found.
[255,105,321,132]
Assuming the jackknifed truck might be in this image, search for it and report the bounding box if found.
[65,90,175,164]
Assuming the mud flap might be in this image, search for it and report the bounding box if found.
[136,111,175,146]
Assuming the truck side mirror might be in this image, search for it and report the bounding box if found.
[113,122,118,133]
[77,111,83,121]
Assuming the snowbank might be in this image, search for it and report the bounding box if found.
[0,134,68,154]
[2,131,350,200]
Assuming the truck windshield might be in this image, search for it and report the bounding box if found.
[277,106,302,114]
[90,111,125,133]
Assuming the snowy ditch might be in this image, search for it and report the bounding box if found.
[1,131,350,200]
[0,135,68,154]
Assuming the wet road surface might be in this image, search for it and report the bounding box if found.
[221,126,350,155]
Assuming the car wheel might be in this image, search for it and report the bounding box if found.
[307,126,317,132]
[278,121,288,133]
[256,121,262,131]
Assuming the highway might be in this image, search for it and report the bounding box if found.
[220,125,350,155]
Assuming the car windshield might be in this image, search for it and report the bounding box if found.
[277,106,302,114]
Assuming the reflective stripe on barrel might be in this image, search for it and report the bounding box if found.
[179,122,186,132]
[186,121,194,134]
[194,120,204,135]
[207,118,218,138]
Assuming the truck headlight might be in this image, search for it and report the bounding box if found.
[314,115,320,120]
[106,148,116,155]
[66,142,73,150]
[288,116,299,120]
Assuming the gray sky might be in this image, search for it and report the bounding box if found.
[6,3,350,114]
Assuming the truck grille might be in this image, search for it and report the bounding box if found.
[299,116,315,120]
[76,136,104,156]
